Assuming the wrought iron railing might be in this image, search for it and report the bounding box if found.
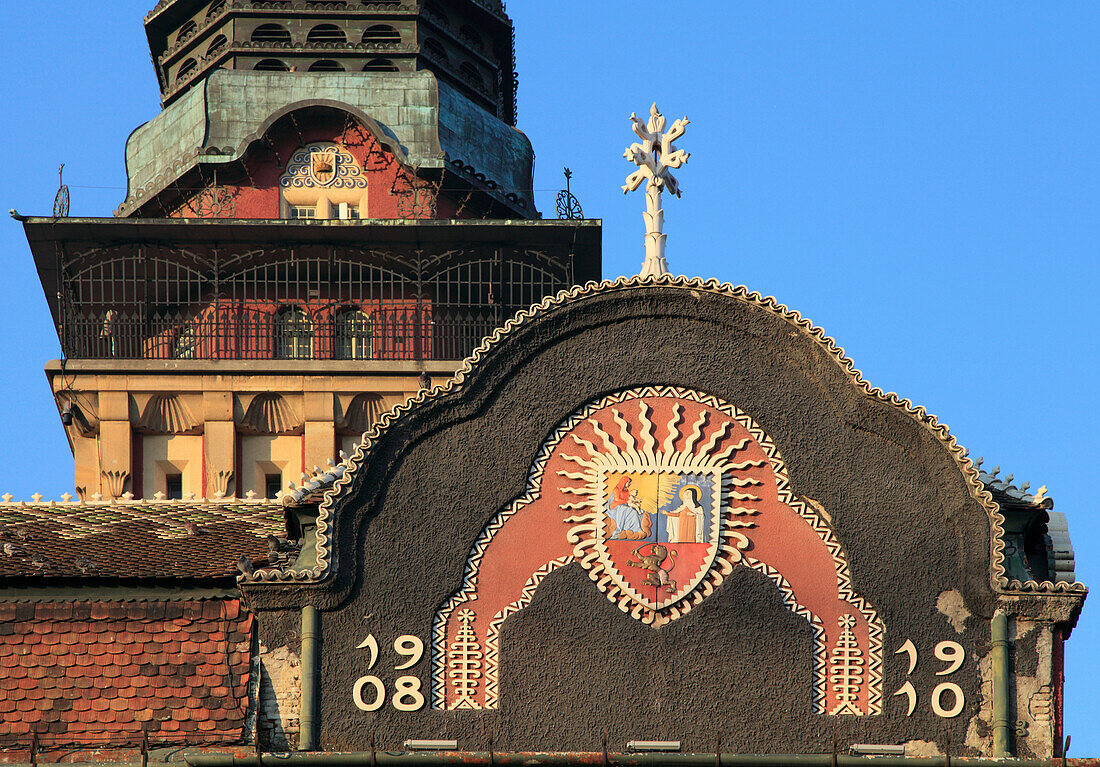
[63,306,502,362]
[56,243,570,362]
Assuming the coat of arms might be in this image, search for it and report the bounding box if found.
[598,469,721,609]
[309,148,338,186]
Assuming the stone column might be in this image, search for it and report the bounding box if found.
[97,391,131,499]
[303,388,335,473]
[203,390,236,498]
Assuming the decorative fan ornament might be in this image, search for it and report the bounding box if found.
[555,167,583,220]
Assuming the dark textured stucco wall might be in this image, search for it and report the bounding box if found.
[249,283,1001,753]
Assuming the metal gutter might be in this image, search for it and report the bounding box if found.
[186,752,1053,767]
[299,606,319,751]
[992,611,1013,757]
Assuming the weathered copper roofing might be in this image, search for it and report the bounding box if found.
[0,599,252,746]
[0,498,284,580]
[117,69,535,216]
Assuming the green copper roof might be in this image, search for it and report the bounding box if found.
[118,69,535,216]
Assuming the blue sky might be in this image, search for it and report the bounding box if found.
[1,0,1098,752]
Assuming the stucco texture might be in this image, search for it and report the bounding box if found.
[248,280,1003,753]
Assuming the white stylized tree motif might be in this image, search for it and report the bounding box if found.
[829,613,865,715]
[622,104,690,278]
[447,608,483,709]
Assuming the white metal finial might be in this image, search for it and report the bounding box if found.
[623,103,690,278]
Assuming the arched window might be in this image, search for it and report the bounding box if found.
[336,308,373,360]
[308,59,345,72]
[206,34,228,58]
[459,62,482,89]
[176,20,198,45]
[362,58,399,72]
[423,1,448,24]
[274,307,313,360]
[251,24,292,44]
[422,39,447,64]
[174,325,196,360]
[176,58,199,83]
[254,59,290,71]
[458,25,483,50]
[307,24,346,44]
[206,1,226,21]
[362,25,400,43]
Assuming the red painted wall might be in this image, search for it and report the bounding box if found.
[162,110,451,221]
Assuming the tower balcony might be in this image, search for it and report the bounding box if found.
[23,217,601,364]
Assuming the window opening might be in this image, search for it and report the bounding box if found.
[174,325,196,359]
[177,21,198,45]
[459,62,482,89]
[336,308,373,360]
[363,25,400,43]
[363,58,399,72]
[289,205,317,219]
[264,473,282,499]
[458,26,483,50]
[254,59,290,71]
[165,474,183,500]
[274,306,314,360]
[176,58,199,83]
[307,24,347,44]
[308,60,345,72]
[251,24,292,44]
[422,39,448,64]
[206,34,228,57]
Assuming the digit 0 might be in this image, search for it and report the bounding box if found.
[352,675,385,712]
[931,682,964,718]
[392,675,425,712]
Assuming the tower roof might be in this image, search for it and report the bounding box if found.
[141,0,517,125]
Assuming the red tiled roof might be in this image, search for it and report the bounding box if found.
[0,599,253,746]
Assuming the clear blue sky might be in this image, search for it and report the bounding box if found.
[1,0,1098,752]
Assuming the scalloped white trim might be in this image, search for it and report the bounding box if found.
[241,276,1086,599]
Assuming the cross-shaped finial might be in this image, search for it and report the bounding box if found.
[623,103,690,278]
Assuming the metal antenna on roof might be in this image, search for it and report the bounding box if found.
[556,168,583,220]
[53,164,70,218]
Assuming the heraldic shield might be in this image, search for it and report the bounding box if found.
[309,148,338,186]
[598,468,722,610]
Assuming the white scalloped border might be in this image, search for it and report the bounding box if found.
[243,275,1086,598]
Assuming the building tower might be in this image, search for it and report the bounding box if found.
[19,0,601,501]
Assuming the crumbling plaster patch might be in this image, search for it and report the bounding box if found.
[1014,621,1055,759]
[937,590,970,634]
[904,740,942,757]
[258,642,302,750]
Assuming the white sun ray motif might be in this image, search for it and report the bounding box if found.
[431,387,884,717]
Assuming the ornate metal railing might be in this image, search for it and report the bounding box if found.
[56,244,568,362]
[63,306,500,362]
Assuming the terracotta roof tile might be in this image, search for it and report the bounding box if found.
[0,598,252,747]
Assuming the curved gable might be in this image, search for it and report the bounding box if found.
[242,276,1084,754]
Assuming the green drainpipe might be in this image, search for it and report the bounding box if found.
[299,605,319,752]
[991,611,1013,758]
[186,752,1051,767]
